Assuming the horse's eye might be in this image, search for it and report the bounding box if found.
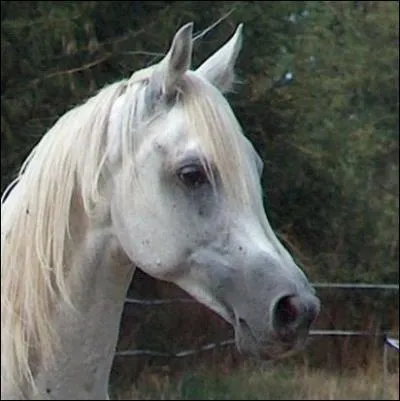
[178,165,208,188]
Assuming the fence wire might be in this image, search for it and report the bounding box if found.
[125,282,399,306]
[118,282,399,358]
[116,339,235,358]
[115,330,398,357]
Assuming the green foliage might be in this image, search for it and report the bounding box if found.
[279,1,399,283]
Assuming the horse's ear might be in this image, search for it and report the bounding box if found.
[196,24,243,94]
[146,22,193,105]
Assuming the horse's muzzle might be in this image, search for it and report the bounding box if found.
[234,291,320,360]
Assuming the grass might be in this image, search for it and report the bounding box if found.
[110,356,399,400]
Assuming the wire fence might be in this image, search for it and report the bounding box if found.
[115,331,398,358]
[116,282,399,359]
[116,281,399,396]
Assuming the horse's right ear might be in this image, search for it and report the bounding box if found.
[145,22,193,107]
[196,24,243,94]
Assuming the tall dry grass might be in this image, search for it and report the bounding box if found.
[110,350,399,400]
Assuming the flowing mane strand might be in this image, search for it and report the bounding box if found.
[178,72,255,208]
[1,79,128,393]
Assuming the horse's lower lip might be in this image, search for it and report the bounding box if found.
[235,316,308,360]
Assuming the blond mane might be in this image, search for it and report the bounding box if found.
[1,78,128,393]
[0,66,268,395]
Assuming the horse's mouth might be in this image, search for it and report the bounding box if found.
[174,283,313,361]
[233,314,309,361]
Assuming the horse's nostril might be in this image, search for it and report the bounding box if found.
[274,295,299,327]
[273,294,320,334]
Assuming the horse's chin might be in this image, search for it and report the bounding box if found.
[233,318,309,361]
[235,336,306,361]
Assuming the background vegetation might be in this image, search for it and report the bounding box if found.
[1,1,398,399]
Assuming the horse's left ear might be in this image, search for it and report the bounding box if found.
[196,24,243,94]
[146,22,193,106]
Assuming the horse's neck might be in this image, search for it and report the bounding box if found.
[30,225,134,400]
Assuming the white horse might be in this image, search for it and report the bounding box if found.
[1,22,320,400]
